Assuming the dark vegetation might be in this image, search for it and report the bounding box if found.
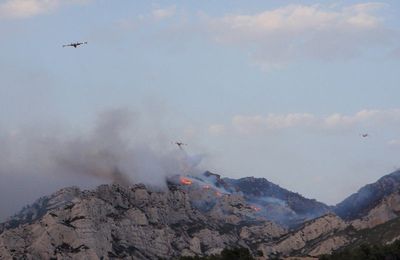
[320,239,400,260]
[225,177,330,214]
[334,170,400,220]
[179,248,255,260]
[350,216,400,247]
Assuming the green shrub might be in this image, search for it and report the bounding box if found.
[179,247,255,260]
[319,239,400,260]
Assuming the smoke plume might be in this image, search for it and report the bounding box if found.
[0,108,204,221]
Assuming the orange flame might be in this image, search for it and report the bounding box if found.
[215,191,222,197]
[180,177,193,185]
[203,184,211,189]
[251,205,261,212]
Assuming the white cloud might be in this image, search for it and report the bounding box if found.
[232,113,316,134]
[388,139,400,146]
[217,109,400,134]
[208,124,225,136]
[152,5,176,20]
[323,109,400,129]
[0,0,90,19]
[206,3,395,68]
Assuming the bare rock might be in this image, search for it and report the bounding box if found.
[351,192,400,230]
[260,214,347,257]
[308,236,349,256]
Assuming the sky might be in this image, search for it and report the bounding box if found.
[1,0,400,220]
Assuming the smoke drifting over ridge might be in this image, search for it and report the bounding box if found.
[0,108,205,221]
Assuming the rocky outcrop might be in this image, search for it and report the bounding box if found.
[0,183,285,259]
[223,176,331,227]
[259,214,348,258]
[334,170,400,220]
[308,236,349,256]
[0,186,81,233]
[351,192,400,230]
[3,170,400,259]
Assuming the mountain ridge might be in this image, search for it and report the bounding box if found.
[2,169,400,259]
[0,181,287,259]
[334,169,400,220]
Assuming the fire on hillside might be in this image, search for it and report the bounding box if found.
[180,177,193,185]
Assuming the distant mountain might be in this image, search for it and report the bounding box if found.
[279,169,400,256]
[0,187,80,234]
[221,175,331,227]
[334,170,400,220]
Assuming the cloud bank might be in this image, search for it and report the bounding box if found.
[0,0,90,19]
[205,3,397,69]
[151,5,176,20]
[208,109,400,135]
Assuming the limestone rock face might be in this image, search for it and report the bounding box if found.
[308,236,349,256]
[0,184,285,259]
[0,186,81,231]
[240,222,286,242]
[351,192,400,230]
[259,214,348,258]
[3,171,400,259]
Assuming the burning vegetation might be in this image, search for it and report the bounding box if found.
[180,177,193,185]
[166,174,273,226]
[202,184,211,189]
[251,205,262,212]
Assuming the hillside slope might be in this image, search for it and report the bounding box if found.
[334,170,400,220]
[0,182,286,259]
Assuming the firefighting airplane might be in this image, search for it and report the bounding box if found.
[361,133,369,138]
[174,142,187,149]
[62,41,88,48]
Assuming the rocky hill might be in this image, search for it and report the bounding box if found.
[334,170,400,220]
[2,170,400,259]
[222,176,331,227]
[0,180,287,259]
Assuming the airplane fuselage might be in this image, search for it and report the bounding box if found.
[63,42,87,48]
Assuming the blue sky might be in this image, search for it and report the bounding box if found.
[1,0,400,216]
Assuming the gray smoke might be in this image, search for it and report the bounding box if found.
[0,108,205,221]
